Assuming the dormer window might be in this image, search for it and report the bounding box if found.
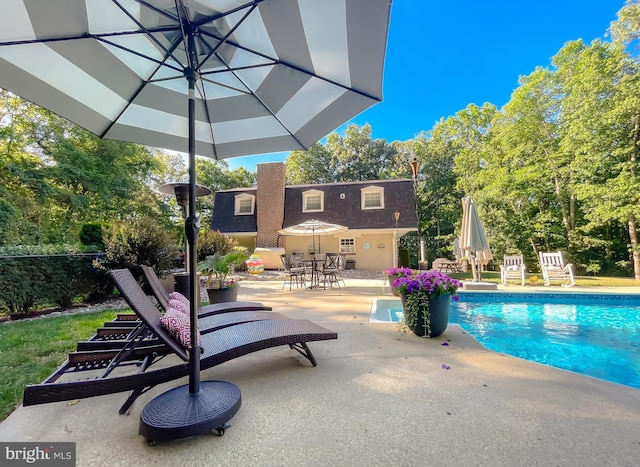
[303,189,324,213]
[361,186,384,210]
[234,193,255,215]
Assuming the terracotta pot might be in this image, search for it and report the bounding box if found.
[400,293,451,337]
[206,286,239,304]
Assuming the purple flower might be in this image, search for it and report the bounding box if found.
[383,267,415,278]
[393,270,461,299]
[441,363,451,370]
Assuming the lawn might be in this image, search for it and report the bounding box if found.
[0,310,119,421]
[448,271,640,288]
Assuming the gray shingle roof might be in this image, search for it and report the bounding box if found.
[210,179,417,233]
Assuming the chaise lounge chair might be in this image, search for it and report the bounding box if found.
[76,268,283,355]
[140,264,289,332]
[23,269,337,413]
[141,265,271,316]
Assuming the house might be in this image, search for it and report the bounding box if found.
[210,162,417,270]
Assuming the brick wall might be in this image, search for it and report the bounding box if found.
[256,162,285,247]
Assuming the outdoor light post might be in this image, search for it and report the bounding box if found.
[410,157,426,265]
[394,211,400,267]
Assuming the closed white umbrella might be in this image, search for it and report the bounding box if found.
[0,0,391,442]
[453,236,462,260]
[459,196,493,281]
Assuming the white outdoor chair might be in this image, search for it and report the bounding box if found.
[539,251,575,287]
[499,254,526,286]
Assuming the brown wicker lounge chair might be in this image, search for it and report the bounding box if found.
[140,263,290,334]
[76,266,281,355]
[22,269,337,413]
[141,265,271,316]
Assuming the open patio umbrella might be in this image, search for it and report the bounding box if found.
[0,0,391,442]
[279,219,347,288]
[459,196,493,282]
[279,219,348,256]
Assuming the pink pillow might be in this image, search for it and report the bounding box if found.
[168,298,190,315]
[169,292,190,306]
[160,307,201,348]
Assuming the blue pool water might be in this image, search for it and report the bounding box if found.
[370,293,640,389]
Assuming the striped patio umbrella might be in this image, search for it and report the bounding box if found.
[459,196,493,282]
[0,0,392,442]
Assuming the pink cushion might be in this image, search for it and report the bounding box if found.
[160,307,201,348]
[168,298,190,315]
[168,291,190,306]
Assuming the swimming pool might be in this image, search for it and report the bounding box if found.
[370,292,640,390]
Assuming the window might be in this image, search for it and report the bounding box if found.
[360,186,384,210]
[303,189,324,212]
[234,193,255,215]
[340,238,355,254]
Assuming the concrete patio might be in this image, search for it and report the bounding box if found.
[1,278,639,466]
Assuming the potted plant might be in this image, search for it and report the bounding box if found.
[197,248,248,304]
[394,270,462,338]
[383,267,415,296]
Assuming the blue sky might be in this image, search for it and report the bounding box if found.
[226,0,624,172]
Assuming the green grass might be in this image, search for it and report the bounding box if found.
[447,271,640,287]
[0,310,119,421]
[2,271,639,422]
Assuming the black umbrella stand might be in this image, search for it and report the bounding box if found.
[139,28,241,445]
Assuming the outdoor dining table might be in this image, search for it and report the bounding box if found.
[439,261,462,273]
[303,256,324,289]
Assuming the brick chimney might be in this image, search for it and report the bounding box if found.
[256,162,286,247]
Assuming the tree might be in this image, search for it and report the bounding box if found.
[479,67,570,264]
[286,143,334,184]
[609,0,640,48]
[0,91,170,244]
[557,38,640,277]
[326,124,396,181]
[409,131,462,262]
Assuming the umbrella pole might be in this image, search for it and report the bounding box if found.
[186,65,200,395]
[139,26,241,445]
[470,255,478,282]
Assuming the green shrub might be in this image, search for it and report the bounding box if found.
[102,216,180,276]
[0,250,102,315]
[197,229,237,262]
[79,222,107,248]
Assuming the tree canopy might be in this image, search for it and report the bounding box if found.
[2,1,640,278]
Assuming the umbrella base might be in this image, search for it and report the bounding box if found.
[139,380,241,445]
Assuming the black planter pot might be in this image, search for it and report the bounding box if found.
[206,286,239,304]
[400,293,451,337]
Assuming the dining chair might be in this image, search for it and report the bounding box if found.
[280,254,306,290]
[319,253,341,288]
